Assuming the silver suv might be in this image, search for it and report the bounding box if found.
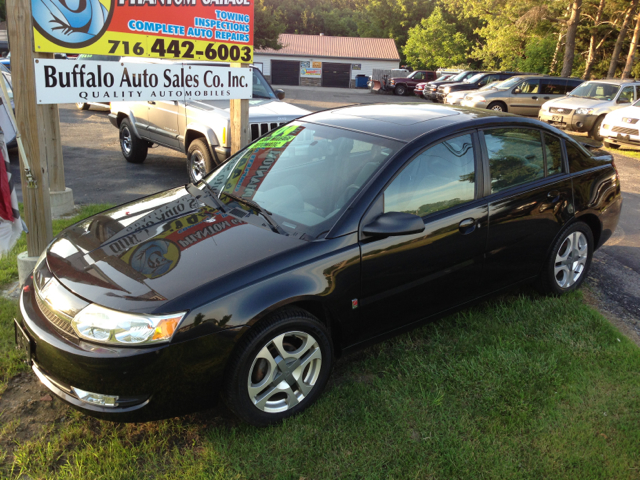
[538,79,640,140]
[109,65,310,182]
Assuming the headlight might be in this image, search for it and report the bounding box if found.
[72,304,186,345]
[444,87,451,93]
[471,96,485,103]
[576,108,594,115]
[389,79,395,85]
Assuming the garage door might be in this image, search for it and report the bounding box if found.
[322,63,351,88]
[271,60,300,86]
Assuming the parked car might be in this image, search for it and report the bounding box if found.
[109,63,310,183]
[422,70,485,101]
[439,72,521,104]
[75,54,121,111]
[599,100,640,149]
[444,78,510,106]
[389,70,438,95]
[17,104,621,426]
[414,75,455,99]
[538,79,640,140]
[461,75,583,116]
[0,52,10,70]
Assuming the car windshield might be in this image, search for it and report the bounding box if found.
[204,122,403,239]
[450,72,469,82]
[252,69,276,99]
[466,73,485,84]
[2,72,11,100]
[495,76,524,90]
[479,79,505,91]
[569,82,620,100]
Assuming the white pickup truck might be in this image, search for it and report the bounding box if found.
[109,64,310,182]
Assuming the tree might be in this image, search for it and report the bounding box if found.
[254,0,286,50]
[561,0,583,77]
[403,7,470,69]
[583,0,606,78]
[608,0,638,77]
[622,11,640,78]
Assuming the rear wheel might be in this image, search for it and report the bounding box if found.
[187,139,214,184]
[488,101,508,112]
[223,308,333,426]
[537,222,594,295]
[119,118,148,164]
[604,141,620,150]
[394,85,406,96]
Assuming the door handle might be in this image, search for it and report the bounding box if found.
[458,218,476,234]
[547,190,560,200]
[148,101,156,105]
[543,97,550,100]
[532,96,539,100]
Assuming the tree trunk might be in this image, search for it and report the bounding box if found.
[550,31,565,75]
[583,0,606,79]
[622,12,640,78]
[562,0,582,77]
[608,0,639,78]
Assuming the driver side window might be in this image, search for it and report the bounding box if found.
[618,86,634,104]
[519,79,540,94]
[383,134,476,217]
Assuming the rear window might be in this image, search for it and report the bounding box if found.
[566,142,611,173]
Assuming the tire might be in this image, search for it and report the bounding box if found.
[119,118,148,164]
[488,101,508,113]
[604,141,620,150]
[187,139,214,184]
[537,222,594,295]
[588,115,605,141]
[222,307,334,427]
[76,102,90,110]
[394,85,406,96]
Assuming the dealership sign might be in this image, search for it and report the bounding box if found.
[34,59,253,104]
[31,0,254,63]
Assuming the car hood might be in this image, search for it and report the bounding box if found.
[604,105,640,122]
[188,98,310,122]
[46,186,306,313]
[442,81,477,90]
[546,96,611,110]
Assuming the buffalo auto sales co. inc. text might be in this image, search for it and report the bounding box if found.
[42,64,249,101]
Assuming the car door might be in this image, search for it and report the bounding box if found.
[480,128,573,294]
[357,132,488,342]
[508,78,542,116]
[146,100,182,148]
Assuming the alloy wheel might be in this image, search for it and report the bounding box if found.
[121,126,132,155]
[190,150,207,182]
[554,231,588,288]
[247,331,322,413]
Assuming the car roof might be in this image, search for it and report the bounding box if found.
[579,79,640,85]
[301,104,516,142]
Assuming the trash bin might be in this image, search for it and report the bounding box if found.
[355,75,368,88]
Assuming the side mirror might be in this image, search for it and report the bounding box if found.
[275,89,285,100]
[513,87,522,94]
[363,212,425,237]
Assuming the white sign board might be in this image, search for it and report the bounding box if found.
[34,60,253,104]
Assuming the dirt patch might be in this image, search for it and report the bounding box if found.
[0,371,69,464]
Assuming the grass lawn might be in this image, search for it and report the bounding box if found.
[2,206,640,479]
[605,147,640,160]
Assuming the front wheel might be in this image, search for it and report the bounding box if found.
[223,308,333,426]
[537,222,594,295]
[488,101,507,112]
[187,139,214,183]
[394,85,406,96]
[588,115,605,141]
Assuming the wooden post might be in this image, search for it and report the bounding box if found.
[38,86,66,192]
[7,0,53,256]
[230,63,250,155]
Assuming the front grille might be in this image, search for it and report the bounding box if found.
[550,107,573,114]
[612,126,639,136]
[250,122,286,142]
[35,292,77,339]
[622,117,639,125]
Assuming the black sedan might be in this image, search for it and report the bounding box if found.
[16,105,622,426]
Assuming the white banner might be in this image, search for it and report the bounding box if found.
[34,60,253,104]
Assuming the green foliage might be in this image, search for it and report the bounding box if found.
[514,35,557,74]
[403,7,471,70]
[254,0,286,50]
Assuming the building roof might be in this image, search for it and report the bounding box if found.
[256,34,400,61]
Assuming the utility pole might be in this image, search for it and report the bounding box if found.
[7,0,53,271]
[230,63,250,155]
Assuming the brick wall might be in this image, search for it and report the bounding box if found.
[301,77,322,87]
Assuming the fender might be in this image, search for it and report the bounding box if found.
[184,122,220,153]
[113,105,144,140]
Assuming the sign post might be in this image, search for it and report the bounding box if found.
[7,0,53,264]
[230,63,250,155]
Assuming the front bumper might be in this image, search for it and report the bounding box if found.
[423,91,438,101]
[435,92,446,103]
[16,276,242,422]
[460,99,487,109]
[538,111,599,133]
[602,129,640,149]
[214,146,231,161]
[414,89,424,98]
